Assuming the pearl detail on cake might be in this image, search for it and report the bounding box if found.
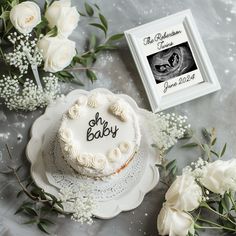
[107,148,122,162]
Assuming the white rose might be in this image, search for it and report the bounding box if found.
[201,159,236,195]
[45,0,80,38]
[165,174,202,211]
[10,1,41,34]
[37,36,76,72]
[157,204,194,236]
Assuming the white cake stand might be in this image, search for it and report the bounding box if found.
[26,88,160,219]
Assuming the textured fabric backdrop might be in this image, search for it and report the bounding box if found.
[0,0,235,235]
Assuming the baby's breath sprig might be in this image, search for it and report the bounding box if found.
[149,112,191,158]
[5,32,43,75]
[0,74,60,111]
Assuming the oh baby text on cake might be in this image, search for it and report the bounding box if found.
[87,112,119,141]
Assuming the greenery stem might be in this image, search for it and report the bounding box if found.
[201,202,236,227]
[5,144,48,203]
[66,66,98,71]
[196,219,236,232]
[228,192,236,212]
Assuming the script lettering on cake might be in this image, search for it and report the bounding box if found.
[87,112,119,141]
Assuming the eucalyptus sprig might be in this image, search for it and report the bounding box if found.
[181,127,227,161]
[1,144,66,234]
[65,1,124,83]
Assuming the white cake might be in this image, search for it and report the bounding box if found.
[58,91,141,178]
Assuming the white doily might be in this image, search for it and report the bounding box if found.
[27,88,160,218]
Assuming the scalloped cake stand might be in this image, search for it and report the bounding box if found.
[26,88,160,219]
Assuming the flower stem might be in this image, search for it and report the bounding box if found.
[66,66,98,72]
[195,218,236,232]
[228,192,236,212]
[5,144,48,203]
[201,202,236,227]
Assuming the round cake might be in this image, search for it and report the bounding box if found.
[58,91,141,178]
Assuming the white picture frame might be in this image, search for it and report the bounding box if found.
[125,9,221,112]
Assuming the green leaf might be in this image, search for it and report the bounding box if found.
[202,128,211,140]
[4,21,13,36]
[0,11,10,21]
[37,222,50,234]
[46,26,58,37]
[78,10,86,16]
[220,143,227,157]
[90,23,107,36]
[94,44,117,53]
[181,142,198,148]
[93,3,100,10]
[108,33,124,42]
[84,2,94,17]
[15,207,24,215]
[89,34,97,49]
[40,218,55,225]
[155,164,164,169]
[23,206,38,216]
[16,190,24,198]
[221,193,231,212]
[151,143,158,148]
[86,69,97,82]
[211,137,217,146]
[218,202,223,214]
[99,13,108,30]
[44,0,56,11]
[23,219,37,225]
[170,165,177,176]
[44,192,57,202]
[57,71,74,79]
[11,0,19,7]
[210,150,219,158]
[166,159,176,172]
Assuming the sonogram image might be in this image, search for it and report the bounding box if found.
[147,42,197,84]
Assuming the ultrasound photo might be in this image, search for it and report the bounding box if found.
[147,42,197,84]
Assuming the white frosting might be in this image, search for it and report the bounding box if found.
[107,148,122,162]
[87,93,100,108]
[119,141,131,153]
[109,100,128,122]
[76,96,87,106]
[58,92,141,178]
[77,153,92,168]
[59,128,72,143]
[68,104,80,119]
[91,154,107,171]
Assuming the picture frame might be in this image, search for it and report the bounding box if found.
[125,9,221,112]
